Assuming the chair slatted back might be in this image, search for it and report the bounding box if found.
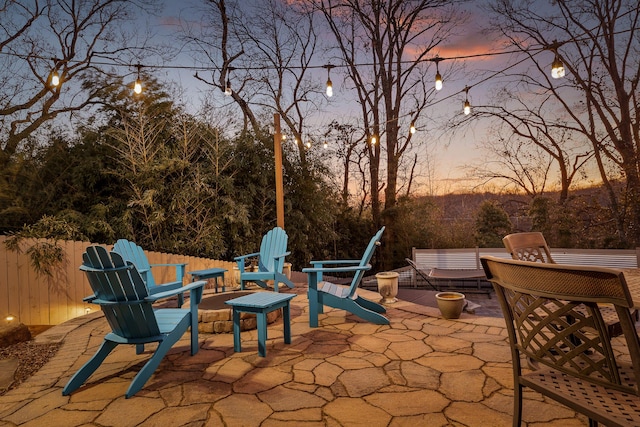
[481,256,640,395]
[347,227,385,298]
[113,239,156,286]
[503,232,556,263]
[258,227,288,272]
[82,245,161,339]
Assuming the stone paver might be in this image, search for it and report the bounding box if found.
[0,286,590,426]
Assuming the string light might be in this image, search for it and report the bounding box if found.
[306,140,311,148]
[463,86,471,115]
[10,31,587,123]
[410,122,416,134]
[50,70,60,87]
[5,315,15,323]
[371,135,377,145]
[133,64,142,95]
[549,40,566,79]
[224,79,232,96]
[551,52,565,79]
[433,57,443,91]
[323,141,328,149]
[48,58,60,88]
[224,67,233,96]
[323,64,335,97]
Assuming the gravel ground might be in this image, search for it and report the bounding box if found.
[0,339,61,396]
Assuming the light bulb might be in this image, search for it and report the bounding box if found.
[134,79,142,94]
[326,79,333,97]
[224,79,232,96]
[435,72,442,91]
[410,122,416,134]
[371,135,377,145]
[464,99,471,115]
[306,141,311,148]
[551,56,565,79]
[50,70,60,87]
[323,141,328,149]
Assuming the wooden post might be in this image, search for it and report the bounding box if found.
[274,114,285,228]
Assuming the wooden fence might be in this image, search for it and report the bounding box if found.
[0,236,235,326]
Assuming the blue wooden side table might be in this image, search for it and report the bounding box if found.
[188,268,227,293]
[225,292,296,357]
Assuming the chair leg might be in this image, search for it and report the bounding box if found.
[513,383,523,427]
[355,296,387,314]
[283,304,292,344]
[190,308,199,356]
[232,308,242,352]
[347,298,389,325]
[275,273,295,290]
[257,312,267,357]
[63,340,118,395]
[254,280,268,289]
[308,288,320,327]
[126,333,183,398]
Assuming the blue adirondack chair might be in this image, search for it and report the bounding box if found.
[303,227,388,326]
[113,239,186,306]
[235,227,295,292]
[62,245,205,398]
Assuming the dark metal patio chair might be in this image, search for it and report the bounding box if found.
[481,255,640,427]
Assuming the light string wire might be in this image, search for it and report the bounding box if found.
[1,19,636,146]
[1,24,632,98]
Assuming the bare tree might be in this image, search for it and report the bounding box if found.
[187,0,326,167]
[470,91,593,202]
[324,120,368,206]
[0,0,154,167]
[489,0,640,245]
[313,0,466,266]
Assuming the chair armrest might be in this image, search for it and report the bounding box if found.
[234,252,260,261]
[145,280,206,302]
[303,264,371,274]
[147,280,183,293]
[309,259,362,265]
[273,252,291,260]
[150,262,187,268]
[80,264,134,273]
[150,262,187,282]
[304,264,371,291]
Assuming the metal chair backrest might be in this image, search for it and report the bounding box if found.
[482,256,640,390]
[503,231,556,263]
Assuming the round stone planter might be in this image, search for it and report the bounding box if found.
[195,290,281,334]
[435,292,466,319]
[376,271,399,304]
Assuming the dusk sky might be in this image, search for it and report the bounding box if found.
[147,0,555,194]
